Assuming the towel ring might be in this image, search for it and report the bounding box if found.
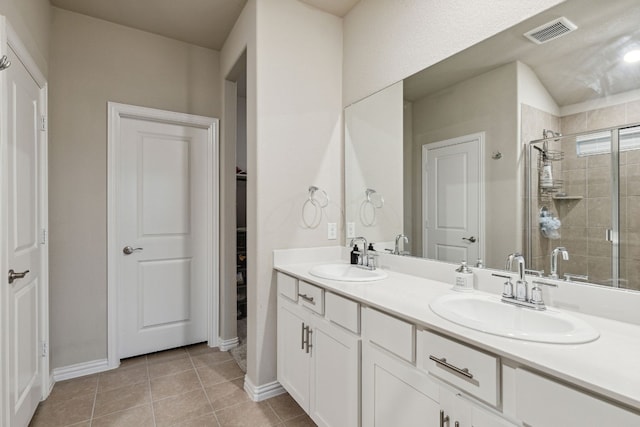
[308,186,329,208]
[366,188,384,209]
[302,186,328,228]
[360,188,384,226]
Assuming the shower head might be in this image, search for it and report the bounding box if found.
[543,129,562,139]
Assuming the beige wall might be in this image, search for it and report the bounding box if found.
[48,7,221,369]
[410,63,518,268]
[0,0,49,75]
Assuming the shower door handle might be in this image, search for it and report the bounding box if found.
[605,229,614,242]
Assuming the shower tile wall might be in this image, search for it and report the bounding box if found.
[558,101,640,290]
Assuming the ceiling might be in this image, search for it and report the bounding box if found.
[404,0,640,107]
[50,0,359,50]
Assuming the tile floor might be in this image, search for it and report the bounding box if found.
[30,343,316,427]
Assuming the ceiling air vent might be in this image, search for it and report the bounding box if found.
[524,17,577,45]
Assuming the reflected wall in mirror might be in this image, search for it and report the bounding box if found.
[344,0,640,290]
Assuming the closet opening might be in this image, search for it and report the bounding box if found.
[223,51,248,372]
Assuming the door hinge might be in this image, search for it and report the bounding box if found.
[39,115,47,132]
[41,228,47,245]
[41,341,48,357]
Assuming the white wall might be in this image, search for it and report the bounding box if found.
[221,0,343,391]
[342,0,564,106]
[253,0,343,388]
[345,81,403,244]
[48,8,221,369]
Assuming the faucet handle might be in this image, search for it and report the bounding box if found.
[492,273,514,298]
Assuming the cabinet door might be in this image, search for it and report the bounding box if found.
[310,319,360,427]
[277,298,310,409]
[515,369,640,426]
[362,343,440,427]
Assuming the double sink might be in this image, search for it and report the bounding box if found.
[308,263,599,344]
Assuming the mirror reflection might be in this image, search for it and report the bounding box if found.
[344,0,640,290]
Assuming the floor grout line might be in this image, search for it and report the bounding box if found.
[188,347,222,427]
[88,373,100,427]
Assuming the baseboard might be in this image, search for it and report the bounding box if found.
[219,336,239,351]
[244,376,286,402]
[52,359,112,382]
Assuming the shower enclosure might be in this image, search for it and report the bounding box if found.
[525,123,640,290]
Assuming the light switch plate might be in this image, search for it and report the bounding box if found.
[328,223,337,240]
[347,222,356,238]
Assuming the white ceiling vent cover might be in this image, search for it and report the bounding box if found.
[524,17,577,44]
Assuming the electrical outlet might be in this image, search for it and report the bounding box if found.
[347,222,356,238]
[327,223,337,240]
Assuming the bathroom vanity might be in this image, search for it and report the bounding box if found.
[274,248,640,427]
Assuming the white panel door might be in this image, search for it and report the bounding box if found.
[423,134,482,264]
[117,117,209,358]
[5,46,44,427]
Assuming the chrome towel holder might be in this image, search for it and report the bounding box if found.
[302,186,329,228]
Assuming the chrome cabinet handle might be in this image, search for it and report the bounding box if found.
[301,324,312,353]
[123,246,143,255]
[430,355,475,381]
[462,236,476,243]
[298,293,315,305]
[8,269,29,285]
[306,328,313,354]
[439,410,450,427]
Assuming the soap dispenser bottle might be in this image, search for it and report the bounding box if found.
[454,261,474,292]
[351,244,359,265]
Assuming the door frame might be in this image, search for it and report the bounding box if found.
[107,102,219,368]
[421,132,485,263]
[0,17,50,425]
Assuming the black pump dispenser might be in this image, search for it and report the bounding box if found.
[350,245,359,265]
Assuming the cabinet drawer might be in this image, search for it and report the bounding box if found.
[277,272,298,302]
[417,330,499,406]
[364,307,414,362]
[325,292,360,334]
[515,369,640,426]
[298,281,324,314]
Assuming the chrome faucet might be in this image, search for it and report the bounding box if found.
[350,237,376,270]
[394,234,409,255]
[550,247,569,279]
[504,252,545,310]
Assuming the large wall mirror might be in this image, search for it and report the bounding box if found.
[345,0,640,291]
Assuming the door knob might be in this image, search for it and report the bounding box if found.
[462,236,477,243]
[8,269,29,284]
[122,246,143,255]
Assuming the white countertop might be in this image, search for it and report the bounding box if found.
[274,261,640,410]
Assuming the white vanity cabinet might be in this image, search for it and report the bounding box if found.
[276,273,360,427]
[275,266,640,427]
[361,307,441,426]
[514,368,640,426]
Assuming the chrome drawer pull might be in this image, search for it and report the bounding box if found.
[430,355,479,386]
[298,293,315,304]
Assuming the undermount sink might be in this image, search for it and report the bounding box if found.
[430,293,599,344]
[309,263,388,282]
